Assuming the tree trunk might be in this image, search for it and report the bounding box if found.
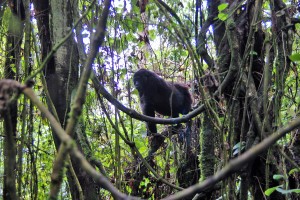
[3,0,25,199]
[32,0,100,199]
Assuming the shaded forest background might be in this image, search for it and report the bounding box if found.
[0,0,300,199]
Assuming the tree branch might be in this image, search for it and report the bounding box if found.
[162,115,300,200]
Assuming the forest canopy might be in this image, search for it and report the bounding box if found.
[0,0,300,199]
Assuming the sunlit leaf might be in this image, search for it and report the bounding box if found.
[218,13,228,21]
[139,145,148,153]
[289,168,300,175]
[265,185,281,196]
[218,3,228,12]
[149,29,156,40]
[287,105,296,117]
[289,53,300,62]
[273,174,284,180]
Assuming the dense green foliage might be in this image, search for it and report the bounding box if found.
[0,0,300,199]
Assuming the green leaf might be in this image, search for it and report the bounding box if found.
[265,185,281,196]
[218,13,228,21]
[149,29,156,40]
[289,168,300,175]
[273,174,284,180]
[250,51,258,55]
[287,106,296,117]
[296,24,300,31]
[132,89,139,95]
[289,53,300,62]
[218,3,228,12]
[232,149,239,156]
[233,142,241,150]
[276,188,300,194]
[232,142,245,151]
[139,146,148,153]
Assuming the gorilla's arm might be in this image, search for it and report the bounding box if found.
[142,103,157,134]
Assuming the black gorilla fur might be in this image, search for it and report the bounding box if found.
[133,69,192,134]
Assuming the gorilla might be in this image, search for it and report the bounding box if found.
[133,69,192,135]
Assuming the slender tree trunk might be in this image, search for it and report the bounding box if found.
[3,1,25,199]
